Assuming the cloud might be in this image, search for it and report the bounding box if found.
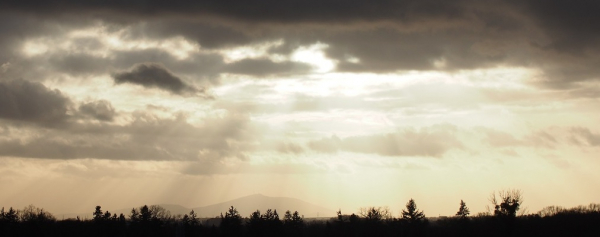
[308,136,341,154]
[569,127,600,146]
[3,1,600,92]
[276,142,305,154]
[224,58,311,76]
[308,124,462,157]
[479,128,558,149]
[0,78,71,126]
[112,63,203,96]
[481,129,524,147]
[78,100,116,121]
[0,112,258,161]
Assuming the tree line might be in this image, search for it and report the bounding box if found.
[1,190,600,237]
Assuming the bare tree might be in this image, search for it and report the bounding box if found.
[489,189,523,218]
[359,206,393,221]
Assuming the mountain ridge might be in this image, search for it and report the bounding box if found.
[58,194,334,219]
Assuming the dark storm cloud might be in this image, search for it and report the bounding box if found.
[2,1,600,91]
[78,100,116,121]
[0,0,475,23]
[308,125,462,157]
[112,63,203,95]
[0,79,70,126]
[135,20,255,49]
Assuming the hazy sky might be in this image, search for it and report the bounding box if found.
[1,1,600,217]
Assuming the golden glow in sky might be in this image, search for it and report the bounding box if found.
[2,1,600,218]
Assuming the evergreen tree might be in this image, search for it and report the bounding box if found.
[93,206,103,221]
[401,199,426,223]
[129,208,139,222]
[456,200,470,219]
[139,205,152,222]
[2,207,19,223]
[220,206,242,237]
[188,210,199,226]
[284,210,304,227]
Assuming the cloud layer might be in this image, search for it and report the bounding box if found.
[1,0,599,89]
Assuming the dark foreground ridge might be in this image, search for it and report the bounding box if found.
[1,191,600,237]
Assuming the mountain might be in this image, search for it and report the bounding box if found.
[56,194,334,219]
[193,194,334,218]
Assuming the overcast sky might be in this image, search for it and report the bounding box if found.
[1,0,600,217]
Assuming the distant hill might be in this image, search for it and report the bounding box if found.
[57,194,334,219]
[192,194,335,218]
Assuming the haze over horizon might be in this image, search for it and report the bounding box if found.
[1,1,600,217]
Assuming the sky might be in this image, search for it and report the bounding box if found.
[1,0,600,217]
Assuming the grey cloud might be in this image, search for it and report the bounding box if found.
[224,58,312,76]
[275,142,305,154]
[0,1,476,24]
[95,48,311,79]
[181,161,326,175]
[481,129,524,147]
[478,127,558,149]
[308,136,341,154]
[48,53,111,76]
[521,1,600,55]
[78,100,116,121]
[136,20,255,49]
[111,49,223,79]
[569,127,600,146]
[42,45,310,82]
[112,63,203,96]
[0,79,71,126]
[2,1,600,92]
[0,112,258,161]
[308,125,462,157]
[527,131,558,149]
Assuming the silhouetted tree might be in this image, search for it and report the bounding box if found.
[489,189,522,218]
[456,200,470,219]
[19,205,56,222]
[283,210,304,237]
[247,210,263,237]
[0,207,19,237]
[188,210,199,226]
[149,205,171,222]
[103,211,112,220]
[1,207,19,223]
[246,209,282,237]
[402,199,426,223]
[19,205,56,237]
[220,206,242,237]
[139,205,152,223]
[488,189,523,236]
[360,206,392,222]
[401,199,427,237]
[284,210,304,227]
[93,206,104,221]
[182,210,200,236]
